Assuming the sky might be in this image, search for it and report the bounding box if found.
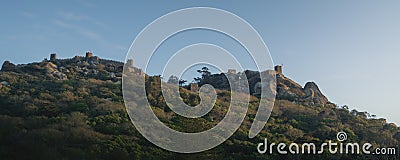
[1,0,399,124]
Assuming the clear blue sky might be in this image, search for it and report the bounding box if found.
[1,1,399,124]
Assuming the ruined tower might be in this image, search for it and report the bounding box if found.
[274,65,282,75]
[227,69,237,74]
[86,52,93,59]
[50,53,57,61]
[126,59,134,68]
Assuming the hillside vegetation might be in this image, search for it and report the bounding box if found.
[0,57,399,159]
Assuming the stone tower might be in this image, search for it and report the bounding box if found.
[50,53,57,61]
[274,65,282,75]
[86,52,93,59]
[227,69,237,74]
[126,59,134,68]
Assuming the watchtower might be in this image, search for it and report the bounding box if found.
[126,59,134,68]
[227,69,237,74]
[86,52,93,59]
[50,53,57,61]
[274,65,282,75]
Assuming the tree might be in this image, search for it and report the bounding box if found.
[197,67,211,79]
[178,79,187,86]
[193,77,201,83]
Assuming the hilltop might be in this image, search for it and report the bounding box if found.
[2,52,332,108]
[0,53,399,159]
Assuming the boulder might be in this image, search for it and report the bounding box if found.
[1,61,16,71]
[303,82,328,106]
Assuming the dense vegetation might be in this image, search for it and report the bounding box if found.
[0,62,399,159]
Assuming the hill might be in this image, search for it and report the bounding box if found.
[0,53,399,159]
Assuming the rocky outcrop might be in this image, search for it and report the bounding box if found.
[274,68,330,107]
[193,66,331,107]
[1,61,16,72]
[40,62,68,80]
[0,52,146,82]
[1,53,332,107]
[303,82,328,106]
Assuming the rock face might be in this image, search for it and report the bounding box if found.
[194,65,331,107]
[1,54,331,107]
[276,74,304,102]
[1,61,16,72]
[303,82,328,106]
[274,67,330,107]
[0,52,146,82]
